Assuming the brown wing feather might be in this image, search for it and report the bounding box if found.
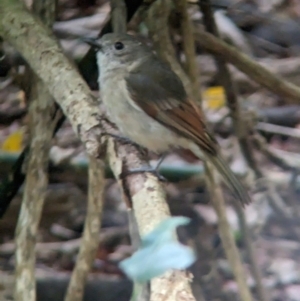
[155,99,218,155]
[125,59,218,155]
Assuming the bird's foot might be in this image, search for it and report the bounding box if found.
[120,167,167,182]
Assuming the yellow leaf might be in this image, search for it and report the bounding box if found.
[203,86,226,109]
[1,130,23,153]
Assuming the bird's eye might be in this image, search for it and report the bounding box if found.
[114,41,124,50]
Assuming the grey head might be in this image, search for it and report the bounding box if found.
[85,33,154,73]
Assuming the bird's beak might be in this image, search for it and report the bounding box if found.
[81,37,102,51]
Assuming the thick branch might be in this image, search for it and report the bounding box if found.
[106,139,196,301]
[0,2,194,300]
[0,0,101,157]
[107,2,196,300]
[0,0,143,218]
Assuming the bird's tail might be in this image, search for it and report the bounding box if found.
[205,153,251,206]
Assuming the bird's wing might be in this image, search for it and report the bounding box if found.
[126,58,218,155]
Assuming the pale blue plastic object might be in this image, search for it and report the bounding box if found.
[119,216,197,283]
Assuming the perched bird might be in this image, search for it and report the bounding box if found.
[84,33,251,206]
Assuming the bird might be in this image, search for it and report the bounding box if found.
[84,33,251,206]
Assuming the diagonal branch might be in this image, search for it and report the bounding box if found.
[0,0,101,156]
[0,0,143,218]
[107,138,196,301]
[194,28,300,103]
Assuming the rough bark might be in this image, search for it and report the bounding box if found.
[107,140,196,301]
[14,1,56,300]
[0,0,102,158]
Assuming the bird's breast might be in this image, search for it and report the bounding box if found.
[99,76,188,153]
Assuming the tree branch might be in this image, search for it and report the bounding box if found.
[0,0,143,218]
[0,1,196,301]
[0,0,101,158]
[199,0,262,179]
[198,4,267,298]
[194,28,300,103]
[145,0,194,99]
[175,0,202,104]
[111,0,127,34]
[233,202,270,301]
[14,1,56,300]
[205,163,253,301]
[164,0,252,301]
[106,2,195,300]
[64,157,105,301]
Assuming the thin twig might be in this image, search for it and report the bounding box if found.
[0,227,128,257]
[168,1,254,299]
[205,162,253,301]
[145,0,194,98]
[66,5,128,301]
[64,157,105,301]
[256,122,300,139]
[110,3,150,300]
[199,0,262,178]
[175,0,202,104]
[198,3,268,299]
[233,202,270,301]
[253,133,298,171]
[111,0,127,34]
[193,27,300,104]
[14,1,56,301]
